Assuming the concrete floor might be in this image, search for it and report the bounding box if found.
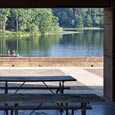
[0,66,115,115]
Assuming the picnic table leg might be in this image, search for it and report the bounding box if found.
[65,103,69,115]
[59,81,64,94]
[4,104,8,115]
[14,81,25,94]
[14,104,18,115]
[62,81,64,94]
[28,103,43,115]
[11,110,13,115]
[59,111,63,115]
[42,81,55,94]
[5,81,8,115]
[59,81,65,114]
[71,109,74,115]
[65,103,74,115]
[5,81,8,94]
[81,103,86,115]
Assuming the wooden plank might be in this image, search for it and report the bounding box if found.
[0,104,92,110]
[0,86,70,90]
[0,76,76,82]
[0,94,105,104]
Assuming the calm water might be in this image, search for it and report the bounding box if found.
[0,30,103,57]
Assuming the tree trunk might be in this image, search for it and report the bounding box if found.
[16,16,18,32]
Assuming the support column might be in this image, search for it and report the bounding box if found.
[104,8,113,101]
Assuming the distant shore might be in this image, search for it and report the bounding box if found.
[59,27,104,34]
[62,27,104,31]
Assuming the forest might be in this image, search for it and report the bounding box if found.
[53,8,104,28]
[0,8,59,34]
[0,8,104,34]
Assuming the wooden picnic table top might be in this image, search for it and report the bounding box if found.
[0,75,76,82]
[0,94,105,104]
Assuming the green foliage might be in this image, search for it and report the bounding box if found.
[85,15,93,27]
[0,9,10,32]
[0,8,103,36]
[0,8,59,34]
[53,8,104,28]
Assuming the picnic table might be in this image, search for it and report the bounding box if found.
[0,94,105,115]
[0,75,106,115]
[0,75,76,94]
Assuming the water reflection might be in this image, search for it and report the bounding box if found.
[0,30,103,57]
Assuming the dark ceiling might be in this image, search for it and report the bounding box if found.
[0,0,113,8]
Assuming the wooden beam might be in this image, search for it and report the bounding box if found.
[0,0,112,8]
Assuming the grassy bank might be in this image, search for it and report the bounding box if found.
[0,31,40,39]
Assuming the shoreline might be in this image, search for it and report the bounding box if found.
[62,27,104,30]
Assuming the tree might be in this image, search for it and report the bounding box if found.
[84,15,93,27]
[33,8,59,34]
[52,8,104,28]
[76,15,84,27]
[0,9,10,32]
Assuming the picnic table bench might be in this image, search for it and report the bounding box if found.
[0,75,76,94]
[0,94,105,115]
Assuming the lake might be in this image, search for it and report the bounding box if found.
[0,30,103,57]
